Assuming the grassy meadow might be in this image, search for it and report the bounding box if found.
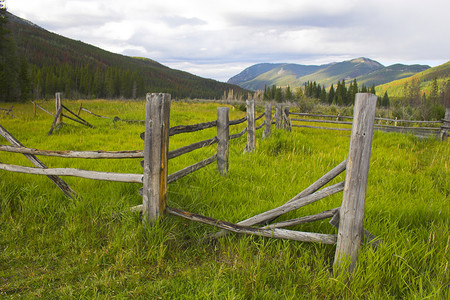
[0,100,449,299]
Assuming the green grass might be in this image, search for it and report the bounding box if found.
[0,100,449,299]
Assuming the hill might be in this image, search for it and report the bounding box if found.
[4,12,247,101]
[229,57,430,91]
[375,61,450,98]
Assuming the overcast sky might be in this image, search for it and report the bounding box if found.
[6,0,450,82]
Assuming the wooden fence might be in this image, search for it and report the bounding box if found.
[1,92,380,275]
[289,107,450,140]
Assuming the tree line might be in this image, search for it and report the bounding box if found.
[262,79,391,108]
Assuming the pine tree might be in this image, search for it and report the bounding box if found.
[382,91,390,107]
[328,84,335,104]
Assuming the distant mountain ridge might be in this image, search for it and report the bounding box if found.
[6,12,247,100]
[229,58,430,91]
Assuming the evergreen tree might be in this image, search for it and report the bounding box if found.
[285,85,293,101]
[328,84,335,104]
[430,77,439,104]
[382,91,390,107]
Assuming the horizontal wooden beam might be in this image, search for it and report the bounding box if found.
[168,154,217,184]
[130,205,337,244]
[0,145,144,159]
[0,162,142,183]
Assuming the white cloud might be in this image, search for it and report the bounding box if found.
[6,0,450,81]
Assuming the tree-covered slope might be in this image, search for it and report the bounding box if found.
[5,12,247,100]
[375,61,450,98]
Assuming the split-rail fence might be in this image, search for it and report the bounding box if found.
[1,93,383,275]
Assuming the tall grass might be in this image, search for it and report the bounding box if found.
[0,100,448,298]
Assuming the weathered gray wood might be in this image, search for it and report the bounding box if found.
[292,125,352,131]
[229,127,247,140]
[255,122,265,130]
[55,92,62,124]
[334,93,377,275]
[0,124,77,199]
[245,99,256,153]
[130,204,337,244]
[48,105,63,135]
[255,112,265,121]
[283,106,292,131]
[275,104,282,128]
[0,145,144,159]
[237,181,344,227]
[286,159,347,205]
[229,116,247,126]
[81,107,111,119]
[290,112,354,120]
[77,103,83,116]
[0,162,142,183]
[329,208,380,249]
[33,102,55,117]
[262,208,339,229]
[441,108,450,140]
[263,103,271,139]
[61,113,94,128]
[61,104,94,128]
[217,107,229,175]
[169,120,217,136]
[168,155,217,184]
[168,137,218,160]
[291,118,353,125]
[142,93,171,224]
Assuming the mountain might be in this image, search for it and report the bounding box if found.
[5,12,247,100]
[229,57,430,91]
[375,61,450,98]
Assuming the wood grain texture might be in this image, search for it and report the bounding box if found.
[334,93,377,275]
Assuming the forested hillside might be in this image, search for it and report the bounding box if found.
[1,11,247,102]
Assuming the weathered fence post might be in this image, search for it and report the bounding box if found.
[142,93,171,224]
[246,99,256,152]
[77,103,83,116]
[263,103,272,138]
[55,92,62,124]
[284,106,292,131]
[334,93,377,275]
[441,108,450,141]
[217,107,229,175]
[275,104,282,129]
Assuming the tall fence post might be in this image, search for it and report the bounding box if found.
[55,92,62,124]
[246,99,256,152]
[441,108,450,141]
[217,107,229,175]
[275,104,282,129]
[334,93,377,275]
[142,93,171,224]
[263,103,272,138]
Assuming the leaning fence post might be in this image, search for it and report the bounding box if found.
[217,107,229,175]
[142,93,171,224]
[275,104,282,129]
[263,103,272,138]
[246,99,256,152]
[441,108,450,141]
[334,93,377,275]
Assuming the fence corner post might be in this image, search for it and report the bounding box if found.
[217,107,229,175]
[263,103,272,139]
[440,108,450,141]
[246,99,256,152]
[142,93,171,224]
[334,93,377,276]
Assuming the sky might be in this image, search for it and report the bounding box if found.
[6,0,450,82]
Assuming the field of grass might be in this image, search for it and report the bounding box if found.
[1,100,449,299]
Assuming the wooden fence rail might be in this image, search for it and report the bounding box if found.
[290,109,449,139]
